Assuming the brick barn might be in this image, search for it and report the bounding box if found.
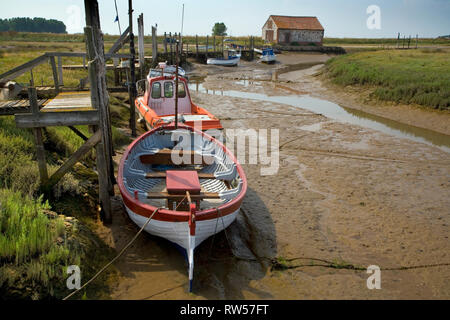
[262,15,324,45]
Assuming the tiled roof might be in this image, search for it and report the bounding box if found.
[269,15,324,31]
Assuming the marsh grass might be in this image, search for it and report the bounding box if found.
[0,189,80,295]
[0,189,116,299]
[0,115,113,298]
[0,117,83,197]
[325,49,450,110]
[46,124,130,160]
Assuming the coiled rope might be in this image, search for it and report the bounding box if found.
[63,207,160,300]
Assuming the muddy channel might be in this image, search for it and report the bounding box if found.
[99,53,449,299]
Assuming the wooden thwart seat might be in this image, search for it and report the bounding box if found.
[145,171,216,179]
[140,149,214,166]
[146,192,221,200]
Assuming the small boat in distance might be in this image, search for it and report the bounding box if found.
[207,49,241,66]
[259,48,276,64]
[118,124,247,291]
[135,63,222,131]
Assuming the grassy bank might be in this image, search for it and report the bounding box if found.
[0,115,118,299]
[324,49,450,110]
[0,95,130,298]
[323,37,450,47]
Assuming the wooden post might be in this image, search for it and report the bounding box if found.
[152,25,158,68]
[84,0,114,222]
[169,32,173,64]
[397,32,400,49]
[29,86,48,184]
[206,35,209,59]
[114,68,120,86]
[175,42,179,129]
[416,34,418,49]
[408,35,411,49]
[137,13,145,79]
[57,56,64,86]
[174,32,178,58]
[250,36,254,60]
[222,36,224,56]
[213,35,216,55]
[128,0,137,137]
[164,32,167,55]
[49,56,59,94]
[195,35,198,60]
[30,69,35,86]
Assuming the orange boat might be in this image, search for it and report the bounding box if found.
[135,64,222,131]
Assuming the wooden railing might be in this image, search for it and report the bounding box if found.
[0,52,133,93]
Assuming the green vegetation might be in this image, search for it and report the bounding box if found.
[323,37,450,46]
[0,18,66,34]
[0,190,77,298]
[212,22,227,36]
[46,125,130,159]
[0,50,88,88]
[0,116,44,196]
[0,189,116,299]
[0,31,266,51]
[325,49,450,110]
[0,113,125,299]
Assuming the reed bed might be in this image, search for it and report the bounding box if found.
[325,49,450,110]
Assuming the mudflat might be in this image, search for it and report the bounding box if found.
[105,52,449,299]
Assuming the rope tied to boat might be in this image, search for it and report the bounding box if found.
[62,207,161,300]
[208,207,233,258]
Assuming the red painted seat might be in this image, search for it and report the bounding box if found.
[166,170,201,195]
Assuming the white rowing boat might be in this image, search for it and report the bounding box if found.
[118,124,247,292]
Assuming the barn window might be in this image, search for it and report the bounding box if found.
[267,20,273,28]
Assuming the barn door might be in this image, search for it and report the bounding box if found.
[285,32,290,44]
[266,30,274,42]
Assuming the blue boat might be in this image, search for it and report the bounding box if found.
[260,48,276,64]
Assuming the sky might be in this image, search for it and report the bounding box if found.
[0,0,449,38]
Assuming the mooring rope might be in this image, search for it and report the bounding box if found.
[63,207,160,300]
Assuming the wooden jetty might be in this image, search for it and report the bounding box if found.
[15,91,99,128]
[0,0,119,222]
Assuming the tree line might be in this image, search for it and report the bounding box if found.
[0,17,66,34]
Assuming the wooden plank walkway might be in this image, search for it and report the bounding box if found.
[19,85,128,95]
[15,91,99,127]
[41,91,93,112]
[0,99,48,116]
[62,64,132,70]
